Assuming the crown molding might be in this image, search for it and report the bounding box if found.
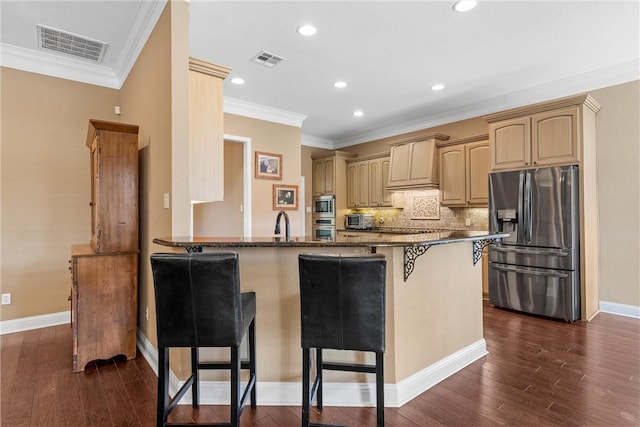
[114,0,168,86]
[224,97,308,128]
[0,43,121,88]
[332,59,640,148]
[0,0,166,89]
[300,134,335,149]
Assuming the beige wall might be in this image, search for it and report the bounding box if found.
[193,140,244,236]
[118,1,179,344]
[224,113,303,237]
[0,67,120,321]
[590,81,640,306]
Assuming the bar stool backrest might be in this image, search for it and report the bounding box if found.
[150,252,244,348]
[298,253,386,353]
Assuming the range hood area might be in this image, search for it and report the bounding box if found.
[387,133,449,191]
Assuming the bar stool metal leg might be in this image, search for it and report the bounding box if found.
[302,348,311,427]
[191,347,199,408]
[376,352,384,427]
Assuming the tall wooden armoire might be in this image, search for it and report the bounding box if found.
[70,119,139,372]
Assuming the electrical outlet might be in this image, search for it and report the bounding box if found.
[465,218,472,227]
[1,293,11,305]
[145,306,149,321]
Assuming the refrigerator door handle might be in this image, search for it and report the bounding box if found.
[518,171,526,244]
[491,246,570,257]
[524,170,533,244]
[492,264,569,278]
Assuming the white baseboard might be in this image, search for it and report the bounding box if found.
[0,310,70,335]
[599,301,640,319]
[136,329,486,407]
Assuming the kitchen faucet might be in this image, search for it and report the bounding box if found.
[274,210,290,240]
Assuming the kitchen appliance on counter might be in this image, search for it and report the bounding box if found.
[488,165,580,321]
[345,213,375,230]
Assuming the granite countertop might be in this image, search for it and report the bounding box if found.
[153,230,506,250]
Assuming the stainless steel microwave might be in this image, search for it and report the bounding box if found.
[345,213,375,229]
[312,195,335,218]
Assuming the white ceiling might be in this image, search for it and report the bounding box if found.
[1,1,639,148]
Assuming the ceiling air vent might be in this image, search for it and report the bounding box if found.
[37,24,108,62]
[250,50,285,68]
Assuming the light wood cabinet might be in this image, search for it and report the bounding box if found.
[71,245,137,373]
[438,136,489,207]
[484,94,601,320]
[87,120,139,253]
[387,134,449,191]
[188,58,230,202]
[488,106,579,171]
[347,154,392,208]
[71,119,140,372]
[313,156,336,196]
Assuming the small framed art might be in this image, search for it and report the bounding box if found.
[273,184,298,210]
[255,151,282,180]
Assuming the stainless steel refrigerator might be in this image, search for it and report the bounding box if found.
[488,165,580,321]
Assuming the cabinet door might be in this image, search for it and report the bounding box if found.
[92,133,139,253]
[532,106,579,166]
[439,145,466,206]
[388,143,412,187]
[323,158,335,195]
[490,117,531,170]
[346,163,358,208]
[72,251,137,372]
[312,160,325,196]
[379,158,393,207]
[466,142,490,205]
[356,162,369,207]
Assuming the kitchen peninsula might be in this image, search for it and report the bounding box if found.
[153,231,505,407]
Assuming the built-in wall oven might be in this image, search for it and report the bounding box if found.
[312,195,335,218]
[312,217,336,241]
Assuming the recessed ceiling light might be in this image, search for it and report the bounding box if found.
[334,81,347,88]
[453,0,477,12]
[297,24,317,36]
[353,110,364,117]
[431,84,445,91]
[230,77,245,85]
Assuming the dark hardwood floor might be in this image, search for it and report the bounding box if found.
[2,302,639,426]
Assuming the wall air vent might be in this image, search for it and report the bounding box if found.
[37,24,108,62]
[250,51,285,68]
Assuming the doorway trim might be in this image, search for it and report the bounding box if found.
[224,134,252,237]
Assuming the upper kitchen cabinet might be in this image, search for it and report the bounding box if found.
[313,156,336,196]
[486,96,598,171]
[387,134,449,191]
[188,57,230,202]
[438,135,489,207]
[346,154,392,208]
[86,120,139,253]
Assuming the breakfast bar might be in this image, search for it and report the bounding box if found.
[152,231,505,407]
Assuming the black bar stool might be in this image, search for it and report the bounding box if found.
[150,252,257,427]
[298,253,386,427]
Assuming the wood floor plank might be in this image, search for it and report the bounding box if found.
[1,303,639,426]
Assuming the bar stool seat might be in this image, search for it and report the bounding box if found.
[298,253,386,427]
[150,252,257,427]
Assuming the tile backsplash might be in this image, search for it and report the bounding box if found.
[350,190,488,230]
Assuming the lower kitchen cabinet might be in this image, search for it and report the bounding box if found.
[70,244,138,372]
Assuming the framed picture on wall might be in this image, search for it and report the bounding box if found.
[255,151,282,180]
[273,184,298,210]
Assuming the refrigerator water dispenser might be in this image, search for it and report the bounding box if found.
[497,209,518,242]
